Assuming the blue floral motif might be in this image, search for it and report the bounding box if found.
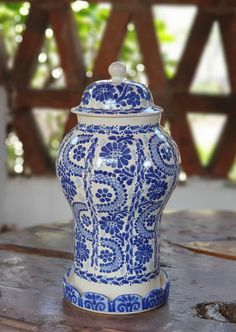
[96,188,112,203]
[149,135,178,176]
[135,243,153,264]
[81,91,91,105]
[92,83,116,102]
[60,174,77,203]
[137,86,152,101]
[99,238,124,273]
[161,145,172,161]
[73,203,93,242]
[137,196,153,214]
[146,166,166,185]
[75,267,158,285]
[94,170,128,213]
[147,180,168,201]
[63,272,170,313]
[114,294,142,313]
[77,80,157,113]
[63,282,81,306]
[146,215,156,227]
[56,161,66,178]
[143,286,171,310]
[57,112,180,307]
[100,215,124,235]
[133,264,147,275]
[126,91,141,107]
[78,123,159,134]
[82,292,108,312]
[73,145,86,161]
[99,249,113,263]
[100,141,131,168]
[81,214,91,227]
[75,241,89,263]
[114,165,135,185]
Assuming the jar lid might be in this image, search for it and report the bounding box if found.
[72,62,162,115]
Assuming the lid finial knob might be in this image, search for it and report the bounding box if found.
[108,61,126,84]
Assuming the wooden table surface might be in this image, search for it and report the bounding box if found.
[0,210,235,332]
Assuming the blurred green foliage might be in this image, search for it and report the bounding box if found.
[1,2,234,180]
[1,2,176,175]
[0,3,25,53]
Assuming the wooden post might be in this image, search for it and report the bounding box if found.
[0,87,7,222]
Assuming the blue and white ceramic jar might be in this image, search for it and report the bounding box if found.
[56,62,181,314]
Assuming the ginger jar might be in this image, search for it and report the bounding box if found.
[56,62,181,314]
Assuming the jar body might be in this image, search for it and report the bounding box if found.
[56,114,180,313]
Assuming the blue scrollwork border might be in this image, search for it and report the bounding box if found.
[63,270,170,314]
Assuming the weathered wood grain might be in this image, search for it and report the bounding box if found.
[1,211,236,260]
[0,211,236,330]
[0,220,73,259]
[170,240,236,260]
[162,210,236,243]
[0,236,235,331]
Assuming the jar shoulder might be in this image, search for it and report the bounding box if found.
[57,123,181,165]
[155,126,181,163]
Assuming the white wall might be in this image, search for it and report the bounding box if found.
[0,87,7,224]
[5,178,71,227]
[0,88,236,228]
[2,177,235,228]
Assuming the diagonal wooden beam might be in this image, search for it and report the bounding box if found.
[12,108,53,174]
[132,5,167,93]
[219,13,236,92]
[92,6,132,80]
[11,5,48,86]
[167,10,214,176]
[49,3,87,134]
[208,109,236,178]
[49,3,86,88]
[10,5,52,174]
[168,97,203,175]
[0,34,8,86]
[172,10,214,91]
[208,14,236,177]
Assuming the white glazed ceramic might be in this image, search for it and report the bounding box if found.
[56,62,181,314]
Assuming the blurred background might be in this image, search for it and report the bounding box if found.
[0,1,235,228]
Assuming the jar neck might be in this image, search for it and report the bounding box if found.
[76,113,161,126]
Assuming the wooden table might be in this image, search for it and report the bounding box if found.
[0,210,235,332]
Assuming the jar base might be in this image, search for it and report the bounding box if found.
[63,268,170,314]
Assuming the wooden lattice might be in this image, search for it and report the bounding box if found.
[0,0,236,177]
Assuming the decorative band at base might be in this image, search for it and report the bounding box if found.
[63,269,170,314]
